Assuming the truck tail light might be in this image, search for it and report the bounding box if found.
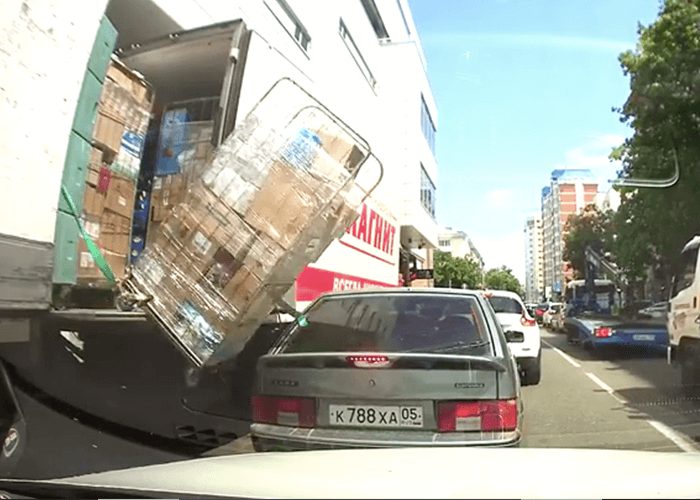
[252,395,316,427]
[594,327,613,338]
[520,315,536,327]
[437,399,518,432]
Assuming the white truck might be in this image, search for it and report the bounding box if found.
[667,235,700,393]
[0,6,393,345]
[0,3,396,454]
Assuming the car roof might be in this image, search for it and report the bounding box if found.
[483,289,523,301]
[316,287,484,300]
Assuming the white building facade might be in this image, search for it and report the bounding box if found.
[523,216,544,303]
[438,227,483,266]
[106,0,439,306]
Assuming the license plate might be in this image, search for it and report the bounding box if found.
[633,334,655,341]
[328,404,423,428]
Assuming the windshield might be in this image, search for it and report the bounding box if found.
[281,294,490,354]
[2,0,700,492]
[487,296,523,315]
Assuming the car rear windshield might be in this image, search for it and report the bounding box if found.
[487,296,523,314]
[280,294,490,355]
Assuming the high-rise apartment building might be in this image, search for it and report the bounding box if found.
[524,216,544,303]
[541,169,598,298]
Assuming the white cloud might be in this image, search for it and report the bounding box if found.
[554,133,626,183]
[472,231,526,284]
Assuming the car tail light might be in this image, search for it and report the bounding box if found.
[520,315,536,327]
[252,395,316,427]
[346,355,392,368]
[594,327,613,338]
[437,399,518,432]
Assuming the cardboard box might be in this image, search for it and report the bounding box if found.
[223,266,263,313]
[94,111,126,154]
[77,242,127,281]
[106,57,154,107]
[83,183,106,217]
[100,208,131,255]
[86,168,100,187]
[89,147,103,169]
[245,162,323,248]
[105,175,136,218]
[102,209,131,233]
[315,129,365,171]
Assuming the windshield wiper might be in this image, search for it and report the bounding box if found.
[409,340,490,353]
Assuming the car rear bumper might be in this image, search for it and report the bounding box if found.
[589,335,668,349]
[250,423,521,451]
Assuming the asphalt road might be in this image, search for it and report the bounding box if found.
[3,324,700,480]
[211,327,700,455]
[520,328,700,452]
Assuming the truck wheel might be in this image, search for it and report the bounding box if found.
[521,354,541,386]
[680,355,700,396]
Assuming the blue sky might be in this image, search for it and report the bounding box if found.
[408,0,660,281]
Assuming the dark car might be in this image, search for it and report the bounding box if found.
[251,288,523,451]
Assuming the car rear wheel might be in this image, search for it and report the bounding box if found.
[521,354,541,386]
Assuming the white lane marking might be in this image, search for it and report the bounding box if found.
[646,419,700,453]
[542,339,581,368]
[585,371,625,404]
[541,338,700,452]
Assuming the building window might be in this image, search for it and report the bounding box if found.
[360,0,389,40]
[438,239,450,247]
[420,165,436,218]
[264,0,311,52]
[420,94,436,153]
[339,19,377,90]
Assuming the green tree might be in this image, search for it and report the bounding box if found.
[563,206,613,279]
[612,0,700,288]
[434,250,482,289]
[483,266,523,296]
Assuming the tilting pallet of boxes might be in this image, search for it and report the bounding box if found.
[128,80,379,366]
[76,57,154,287]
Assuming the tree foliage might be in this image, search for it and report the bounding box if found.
[563,206,614,279]
[434,251,482,289]
[484,266,523,296]
[613,0,700,284]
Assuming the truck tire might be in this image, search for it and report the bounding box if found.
[678,343,700,396]
[521,354,541,386]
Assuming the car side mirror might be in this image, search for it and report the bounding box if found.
[505,330,524,343]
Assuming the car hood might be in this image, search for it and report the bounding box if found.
[41,447,700,498]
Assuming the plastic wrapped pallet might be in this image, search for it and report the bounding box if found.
[128,79,382,366]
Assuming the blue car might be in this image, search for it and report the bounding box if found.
[564,316,668,352]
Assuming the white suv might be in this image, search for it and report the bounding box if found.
[484,290,542,385]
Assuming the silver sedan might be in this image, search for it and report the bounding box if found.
[250,288,523,451]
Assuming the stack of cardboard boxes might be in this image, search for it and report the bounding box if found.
[131,109,369,365]
[149,119,215,227]
[76,57,154,285]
